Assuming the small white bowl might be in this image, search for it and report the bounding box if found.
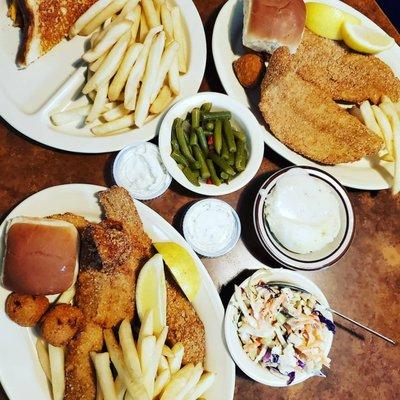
[158,92,264,196]
[253,166,355,270]
[224,267,334,387]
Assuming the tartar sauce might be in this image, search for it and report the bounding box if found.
[183,199,241,257]
[264,169,341,254]
[113,143,171,200]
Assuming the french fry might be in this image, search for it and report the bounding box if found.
[83,31,131,94]
[157,355,169,373]
[57,285,76,304]
[129,5,142,42]
[103,104,131,121]
[372,105,394,156]
[90,51,109,72]
[154,369,170,397]
[137,310,154,355]
[142,327,168,398]
[160,363,194,400]
[104,330,150,400]
[114,375,126,400]
[69,0,114,37]
[36,339,52,382]
[120,0,140,17]
[50,105,92,125]
[80,0,128,36]
[360,101,383,139]
[91,114,135,136]
[87,81,109,123]
[135,31,166,127]
[150,41,179,103]
[91,352,118,400]
[96,379,104,400]
[139,12,149,42]
[168,342,184,375]
[118,319,142,378]
[180,363,203,399]
[108,43,143,101]
[171,6,187,73]
[183,372,216,400]
[48,345,65,400]
[84,20,132,63]
[142,0,160,29]
[150,85,172,114]
[124,26,163,110]
[380,101,400,194]
[140,335,156,374]
[162,345,174,359]
[160,4,174,44]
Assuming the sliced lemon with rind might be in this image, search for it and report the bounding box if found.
[136,253,167,335]
[341,22,395,54]
[154,242,200,302]
[305,2,361,40]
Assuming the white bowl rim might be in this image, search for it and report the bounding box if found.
[158,92,264,196]
[224,267,334,387]
[252,166,355,271]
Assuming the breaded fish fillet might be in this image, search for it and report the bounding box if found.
[260,47,382,165]
[290,29,400,104]
[166,277,206,365]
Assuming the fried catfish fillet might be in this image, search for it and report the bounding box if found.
[260,47,382,165]
[290,29,400,104]
[48,212,90,232]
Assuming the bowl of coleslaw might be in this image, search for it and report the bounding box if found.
[224,268,335,386]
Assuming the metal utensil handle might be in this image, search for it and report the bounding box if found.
[328,308,396,345]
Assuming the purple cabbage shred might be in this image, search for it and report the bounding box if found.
[287,371,295,385]
[272,354,279,363]
[297,359,306,369]
[262,350,271,363]
[315,311,336,333]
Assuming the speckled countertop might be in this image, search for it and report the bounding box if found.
[1,0,399,399]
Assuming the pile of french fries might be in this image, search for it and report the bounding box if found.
[50,0,188,136]
[350,96,400,195]
[36,306,215,400]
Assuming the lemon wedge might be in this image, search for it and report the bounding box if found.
[154,242,200,302]
[305,2,361,40]
[341,22,395,54]
[136,253,167,335]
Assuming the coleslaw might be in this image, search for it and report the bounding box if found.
[232,270,335,385]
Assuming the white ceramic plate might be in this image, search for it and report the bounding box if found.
[0,184,235,400]
[212,0,400,190]
[225,268,334,387]
[158,92,264,195]
[0,0,206,153]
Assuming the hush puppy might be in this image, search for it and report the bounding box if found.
[233,53,265,88]
[5,293,49,327]
[40,304,84,347]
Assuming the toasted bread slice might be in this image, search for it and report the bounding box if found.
[17,0,97,67]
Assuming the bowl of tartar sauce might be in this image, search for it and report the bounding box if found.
[113,142,172,200]
[183,199,241,258]
[253,166,355,270]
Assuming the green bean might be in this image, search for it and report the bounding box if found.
[203,130,213,136]
[206,159,221,186]
[189,130,198,146]
[223,119,236,153]
[227,151,235,166]
[235,140,247,171]
[232,128,247,142]
[205,122,214,131]
[196,127,208,156]
[220,171,229,180]
[181,119,191,135]
[182,166,200,186]
[176,120,197,164]
[214,120,222,155]
[209,152,236,176]
[202,111,231,121]
[193,145,211,179]
[171,150,188,166]
[221,137,229,160]
[201,102,212,113]
[171,137,180,152]
[191,107,201,129]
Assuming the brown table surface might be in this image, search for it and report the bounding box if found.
[1,0,400,399]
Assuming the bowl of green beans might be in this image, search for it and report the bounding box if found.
[158,92,264,195]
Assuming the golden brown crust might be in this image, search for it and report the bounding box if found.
[233,53,265,88]
[48,212,91,233]
[259,46,383,165]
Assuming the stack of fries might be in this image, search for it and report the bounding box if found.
[351,96,400,195]
[36,301,215,399]
[50,0,187,137]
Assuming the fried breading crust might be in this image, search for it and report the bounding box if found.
[166,278,206,365]
[291,29,400,104]
[48,212,90,233]
[260,47,383,165]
